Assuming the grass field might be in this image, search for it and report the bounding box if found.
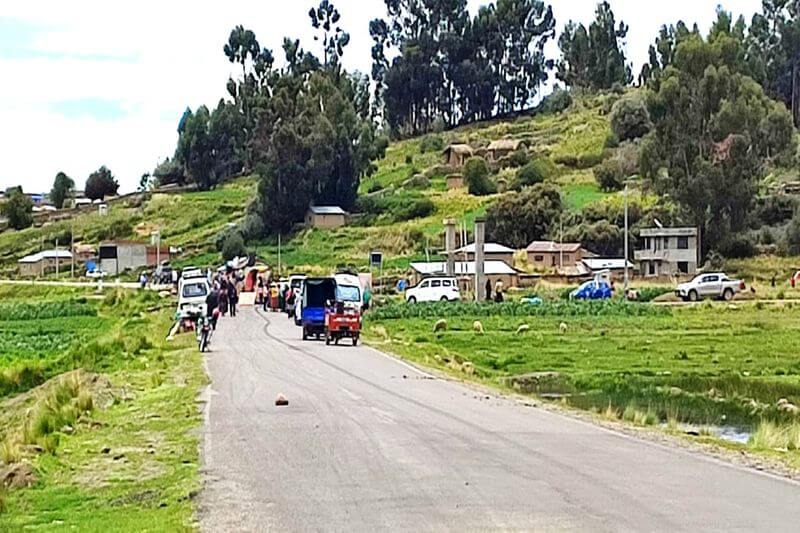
[365,300,800,464]
[0,285,204,530]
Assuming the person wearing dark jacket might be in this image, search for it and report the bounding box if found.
[205,290,219,329]
[227,278,238,317]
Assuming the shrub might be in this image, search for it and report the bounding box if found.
[554,154,578,168]
[760,227,775,245]
[717,235,757,259]
[539,88,572,114]
[486,183,562,248]
[463,156,496,196]
[604,132,620,149]
[404,154,413,165]
[515,159,552,189]
[221,232,246,261]
[508,149,530,168]
[785,213,800,255]
[419,135,444,154]
[367,181,383,194]
[396,198,435,221]
[403,174,430,190]
[610,95,652,142]
[239,214,264,241]
[594,159,624,191]
[755,195,795,226]
[576,152,604,169]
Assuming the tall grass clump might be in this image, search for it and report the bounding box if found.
[749,421,800,451]
[0,301,96,321]
[21,375,94,454]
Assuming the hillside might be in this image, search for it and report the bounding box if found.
[0,179,255,276]
[254,93,618,275]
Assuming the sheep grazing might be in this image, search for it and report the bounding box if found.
[433,319,448,333]
[473,320,485,335]
[461,361,475,375]
[516,324,530,335]
[559,322,568,334]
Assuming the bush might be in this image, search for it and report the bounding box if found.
[403,174,430,189]
[594,159,625,191]
[220,231,246,261]
[755,195,795,226]
[404,154,413,165]
[420,135,444,154]
[610,95,652,142]
[508,149,530,168]
[604,132,620,149]
[717,235,757,259]
[576,152,604,169]
[539,88,573,114]
[784,213,800,255]
[486,183,562,248]
[515,159,552,189]
[463,157,496,196]
[760,227,775,245]
[367,181,383,194]
[553,154,578,168]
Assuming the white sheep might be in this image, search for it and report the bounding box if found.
[516,324,530,335]
[433,319,448,333]
[559,322,568,334]
[473,320,485,335]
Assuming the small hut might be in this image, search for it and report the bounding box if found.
[443,144,473,168]
[446,174,465,190]
[486,139,526,161]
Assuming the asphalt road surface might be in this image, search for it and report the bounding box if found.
[200,308,800,532]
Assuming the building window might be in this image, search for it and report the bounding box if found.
[677,236,689,249]
[648,262,656,275]
[534,255,544,262]
[677,261,688,274]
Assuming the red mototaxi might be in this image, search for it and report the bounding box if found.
[324,301,361,346]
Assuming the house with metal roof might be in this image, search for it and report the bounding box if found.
[526,240,591,270]
[305,206,347,229]
[409,260,520,287]
[18,250,72,277]
[453,243,516,266]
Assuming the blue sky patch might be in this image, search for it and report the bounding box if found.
[49,98,129,121]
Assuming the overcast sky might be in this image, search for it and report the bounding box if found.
[0,0,761,194]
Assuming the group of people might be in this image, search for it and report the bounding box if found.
[255,275,297,313]
[485,279,505,303]
[206,271,242,319]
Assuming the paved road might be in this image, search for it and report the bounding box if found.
[200,308,800,532]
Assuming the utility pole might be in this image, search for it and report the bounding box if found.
[624,184,630,293]
[277,233,282,277]
[55,238,59,277]
[70,225,75,278]
[444,219,456,276]
[559,216,564,270]
[474,217,486,302]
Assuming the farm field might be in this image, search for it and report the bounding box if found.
[365,300,800,467]
[0,285,204,530]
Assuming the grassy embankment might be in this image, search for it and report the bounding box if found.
[0,178,255,277]
[0,285,204,530]
[365,300,800,467]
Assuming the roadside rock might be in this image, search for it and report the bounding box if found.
[1,463,37,489]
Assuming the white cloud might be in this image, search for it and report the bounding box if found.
[0,0,761,193]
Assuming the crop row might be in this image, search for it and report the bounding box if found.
[0,300,97,321]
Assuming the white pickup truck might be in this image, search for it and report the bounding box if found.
[675,273,745,302]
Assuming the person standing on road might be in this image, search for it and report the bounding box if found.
[228,277,238,317]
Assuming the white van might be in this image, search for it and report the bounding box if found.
[178,278,210,318]
[405,276,460,303]
[334,273,362,310]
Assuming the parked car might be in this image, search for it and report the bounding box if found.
[178,278,210,318]
[405,276,460,303]
[675,273,745,302]
[570,279,613,300]
[85,268,107,279]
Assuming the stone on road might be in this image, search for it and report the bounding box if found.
[200,309,799,532]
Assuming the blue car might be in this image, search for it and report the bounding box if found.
[570,279,613,300]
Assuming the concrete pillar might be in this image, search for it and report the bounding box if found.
[444,218,456,277]
[474,217,485,302]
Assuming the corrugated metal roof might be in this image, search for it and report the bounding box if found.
[18,250,73,263]
[309,206,347,215]
[410,261,518,275]
[640,227,697,237]
[454,243,515,254]
[582,258,635,270]
[526,240,582,253]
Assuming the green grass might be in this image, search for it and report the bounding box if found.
[366,302,800,434]
[0,287,204,530]
[562,182,610,210]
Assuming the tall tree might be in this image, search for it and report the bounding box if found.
[85,166,119,201]
[639,33,794,255]
[309,0,350,67]
[1,187,34,230]
[557,1,631,90]
[50,171,74,209]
